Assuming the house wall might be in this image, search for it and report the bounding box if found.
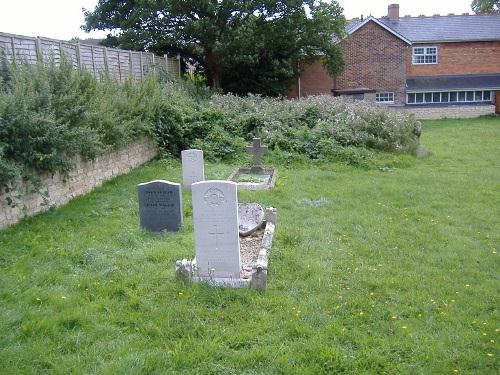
[0,137,158,230]
[288,60,334,98]
[336,21,408,105]
[407,41,500,76]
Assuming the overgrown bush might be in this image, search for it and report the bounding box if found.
[0,61,199,189]
[0,60,420,195]
[208,94,420,160]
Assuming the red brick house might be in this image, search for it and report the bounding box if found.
[290,4,500,119]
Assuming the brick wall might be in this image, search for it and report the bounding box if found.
[336,21,408,105]
[288,60,334,98]
[393,104,496,119]
[407,41,500,76]
[0,137,157,229]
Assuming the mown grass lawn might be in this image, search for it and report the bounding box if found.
[1,116,499,374]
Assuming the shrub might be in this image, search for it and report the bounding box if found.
[207,94,420,159]
[0,59,420,198]
[0,61,193,198]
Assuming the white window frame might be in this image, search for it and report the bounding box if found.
[412,46,438,65]
[406,90,493,105]
[376,92,395,104]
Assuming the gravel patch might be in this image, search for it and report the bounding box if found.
[240,229,263,277]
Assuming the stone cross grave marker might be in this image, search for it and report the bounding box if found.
[181,149,205,190]
[138,180,183,234]
[245,138,268,172]
[192,180,241,279]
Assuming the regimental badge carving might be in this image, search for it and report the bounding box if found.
[204,188,225,207]
[186,153,198,161]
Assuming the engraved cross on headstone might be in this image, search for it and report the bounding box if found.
[245,138,268,172]
[209,224,224,250]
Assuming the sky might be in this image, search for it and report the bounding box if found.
[0,0,474,41]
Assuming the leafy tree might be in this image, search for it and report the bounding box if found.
[471,0,500,13]
[83,1,346,96]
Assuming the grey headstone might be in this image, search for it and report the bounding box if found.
[192,180,241,278]
[138,180,183,233]
[181,149,205,190]
[238,203,265,237]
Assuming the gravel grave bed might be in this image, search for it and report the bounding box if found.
[239,228,264,277]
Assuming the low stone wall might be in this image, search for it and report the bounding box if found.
[394,104,496,120]
[0,137,157,229]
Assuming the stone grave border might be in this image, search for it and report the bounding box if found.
[227,168,277,191]
[175,207,277,290]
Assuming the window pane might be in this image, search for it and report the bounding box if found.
[425,55,437,63]
[450,92,457,102]
[466,91,474,101]
[413,56,425,64]
[413,46,437,64]
[408,93,415,103]
[432,92,441,102]
[442,92,449,102]
[376,92,394,103]
[425,93,432,103]
[483,91,491,101]
[458,91,466,101]
[416,93,424,103]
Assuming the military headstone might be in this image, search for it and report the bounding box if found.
[192,180,241,278]
[181,149,205,190]
[138,180,183,233]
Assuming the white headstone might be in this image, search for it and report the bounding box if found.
[181,149,205,190]
[192,180,241,279]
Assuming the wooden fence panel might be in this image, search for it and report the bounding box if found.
[0,31,181,82]
[167,55,180,76]
[12,36,38,64]
[131,52,143,81]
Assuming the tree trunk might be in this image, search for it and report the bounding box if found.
[205,50,222,90]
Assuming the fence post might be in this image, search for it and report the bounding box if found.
[117,50,122,82]
[104,47,109,77]
[129,50,133,80]
[58,41,63,65]
[35,37,43,63]
[90,45,97,78]
[76,43,82,69]
[139,52,144,82]
[9,36,16,63]
[177,54,181,77]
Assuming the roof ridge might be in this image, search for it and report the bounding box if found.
[376,13,500,20]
